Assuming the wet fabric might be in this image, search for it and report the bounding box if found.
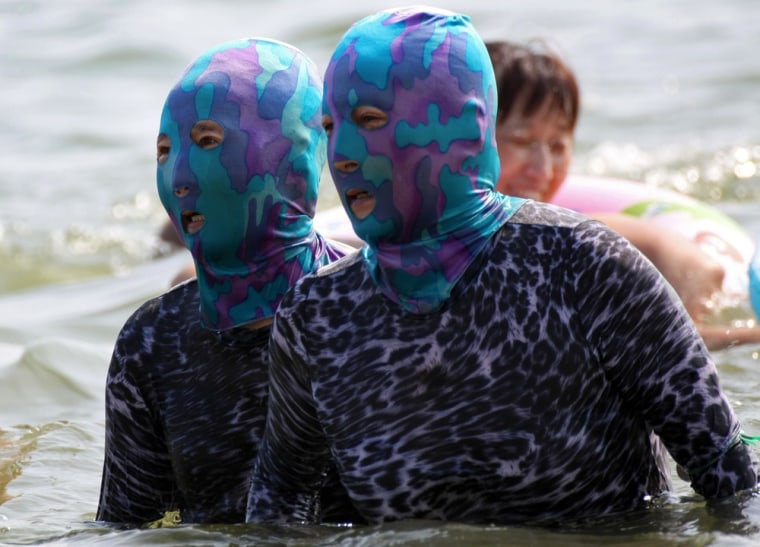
[248,202,758,525]
[96,280,360,524]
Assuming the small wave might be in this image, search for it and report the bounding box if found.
[0,339,107,414]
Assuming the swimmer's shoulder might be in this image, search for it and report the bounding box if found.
[277,251,363,313]
[126,278,199,325]
[508,199,594,230]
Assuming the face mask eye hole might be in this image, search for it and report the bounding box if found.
[157,134,171,163]
[191,120,224,150]
[174,186,190,198]
[352,106,388,130]
[322,115,334,136]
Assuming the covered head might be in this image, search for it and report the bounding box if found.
[322,6,524,313]
[157,38,332,330]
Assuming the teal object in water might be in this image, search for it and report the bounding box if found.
[750,247,760,320]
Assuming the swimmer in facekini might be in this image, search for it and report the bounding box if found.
[245,7,759,526]
[96,38,358,525]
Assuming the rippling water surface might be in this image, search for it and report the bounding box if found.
[1,0,759,544]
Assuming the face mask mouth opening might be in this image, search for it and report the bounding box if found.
[345,188,375,220]
[181,210,206,234]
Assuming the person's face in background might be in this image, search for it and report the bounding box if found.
[494,97,574,202]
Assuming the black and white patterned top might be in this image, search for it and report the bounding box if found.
[96,278,359,525]
[247,201,758,525]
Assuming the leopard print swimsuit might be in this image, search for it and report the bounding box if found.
[96,278,359,525]
[247,202,758,525]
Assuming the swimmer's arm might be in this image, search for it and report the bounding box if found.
[96,335,179,525]
[246,316,330,524]
[574,222,758,498]
[697,324,760,352]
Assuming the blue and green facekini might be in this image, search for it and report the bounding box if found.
[323,6,525,313]
[158,38,341,330]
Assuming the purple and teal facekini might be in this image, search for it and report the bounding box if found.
[323,6,526,313]
[158,38,341,330]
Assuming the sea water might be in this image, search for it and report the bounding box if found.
[1,0,759,544]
